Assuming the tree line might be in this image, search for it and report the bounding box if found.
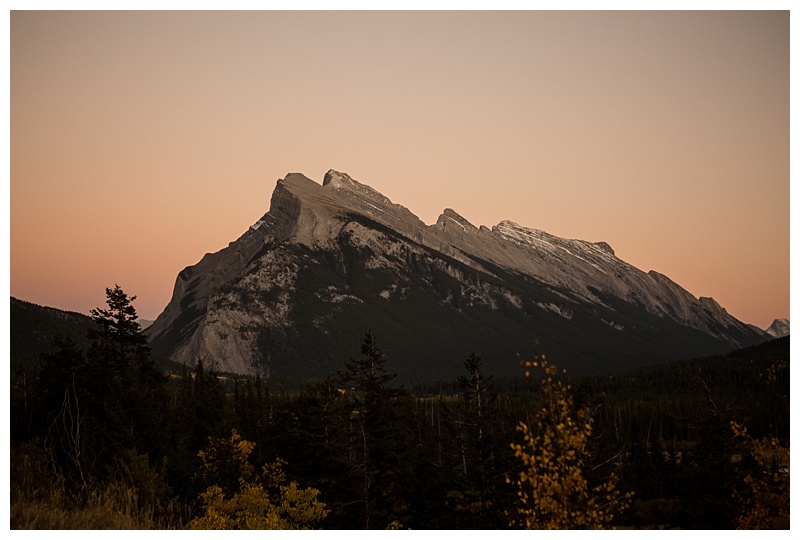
[10,286,789,529]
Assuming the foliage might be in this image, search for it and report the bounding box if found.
[11,440,181,529]
[18,286,169,493]
[197,428,255,496]
[730,421,790,529]
[188,480,328,530]
[109,449,175,523]
[10,290,791,530]
[38,338,90,489]
[163,359,232,502]
[188,430,328,530]
[508,350,632,529]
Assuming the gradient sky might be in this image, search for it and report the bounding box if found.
[9,10,789,329]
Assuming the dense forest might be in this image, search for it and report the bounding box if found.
[10,287,790,529]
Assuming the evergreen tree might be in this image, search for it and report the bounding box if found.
[667,377,746,528]
[162,358,231,501]
[87,285,150,368]
[190,359,229,440]
[336,331,412,529]
[18,286,168,492]
[82,285,167,478]
[276,376,349,507]
[451,352,507,526]
[438,352,515,527]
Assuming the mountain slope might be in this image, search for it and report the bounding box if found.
[10,297,183,376]
[10,297,95,375]
[146,170,767,383]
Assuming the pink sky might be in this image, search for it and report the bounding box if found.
[9,10,789,329]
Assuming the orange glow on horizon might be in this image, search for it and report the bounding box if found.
[9,11,789,330]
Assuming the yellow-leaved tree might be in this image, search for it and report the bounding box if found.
[730,420,790,529]
[187,429,328,530]
[508,351,632,529]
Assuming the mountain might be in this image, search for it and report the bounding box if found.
[10,297,183,376]
[765,318,790,338]
[139,319,155,331]
[9,297,95,375]
[146,170,767,384]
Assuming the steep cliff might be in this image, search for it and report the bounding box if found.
[147,170,767,382]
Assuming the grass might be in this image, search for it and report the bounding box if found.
[11,482,178,529]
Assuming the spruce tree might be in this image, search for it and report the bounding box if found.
[440,352,509,527]
[337,331,412,529]
[83,285,167,475]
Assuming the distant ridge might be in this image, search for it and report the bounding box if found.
[10,297,178,375]
[10,297,94,375]
[765,318,789,338]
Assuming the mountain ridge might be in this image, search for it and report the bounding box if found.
[146,170,767,383]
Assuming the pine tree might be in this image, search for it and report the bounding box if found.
[82,285,167,476]
[437,352,515,527]
[336,331,412,529]
[87,285,149,367]
[276,375,349,506]
[451,352,506,526]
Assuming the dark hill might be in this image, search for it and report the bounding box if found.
[10,297,94,375]
[10,296,182,375]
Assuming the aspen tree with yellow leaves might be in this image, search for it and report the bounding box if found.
[188,430,328,530]
[730,421,790,529]
[508,349,632,529]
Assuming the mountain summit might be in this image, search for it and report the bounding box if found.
[147,170,767,383]
[766,318,790,338]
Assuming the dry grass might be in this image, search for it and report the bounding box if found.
[11,440,186,530]
[12,497,147,529]
[10,479,188,529]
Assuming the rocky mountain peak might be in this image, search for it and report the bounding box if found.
[323,169,392,206]
[594,241,615,256]
[766,318,790,338]
[492,220,553,248]
[436,208,478,233]
[322,169,351,187]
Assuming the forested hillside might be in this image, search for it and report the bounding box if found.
[10,297,95,376]
[10,289,789,529]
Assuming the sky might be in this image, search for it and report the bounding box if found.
[8,9,790,329]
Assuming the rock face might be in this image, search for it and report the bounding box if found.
[765,318,790,338]
[146,170,768,383]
